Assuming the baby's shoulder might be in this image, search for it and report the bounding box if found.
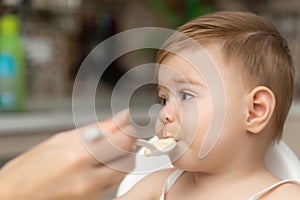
[115,168,176,200]
[263,181,300,200]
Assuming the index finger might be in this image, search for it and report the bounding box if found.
[77,121,136,168]
[98,109,130,133]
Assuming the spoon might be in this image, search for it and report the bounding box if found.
[83,127,177,157]
[136,138,177,157]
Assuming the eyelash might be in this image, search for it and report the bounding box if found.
[157,96,168,106]
[157,92,195,106]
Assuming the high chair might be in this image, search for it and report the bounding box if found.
[116,138,300,197]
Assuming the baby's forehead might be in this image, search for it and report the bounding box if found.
[159,44,226,69]
[157,48,224,85]
[157,60,207,88]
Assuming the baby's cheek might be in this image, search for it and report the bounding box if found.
[181,104,201,141]
[181,100,211,146]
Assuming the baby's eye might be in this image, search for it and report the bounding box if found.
[157,96,168,106]
[180,92,194,101]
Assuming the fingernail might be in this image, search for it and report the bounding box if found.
[84,127,104,141]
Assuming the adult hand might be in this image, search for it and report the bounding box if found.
[0,110,136,200]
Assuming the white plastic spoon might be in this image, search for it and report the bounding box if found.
[136,138,177,157]
[83,127,177,157]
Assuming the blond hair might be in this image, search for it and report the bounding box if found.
[156,11,295,140]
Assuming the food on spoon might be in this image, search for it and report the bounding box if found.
[144,138,177,157]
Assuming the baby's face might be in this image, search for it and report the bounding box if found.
[156,53,212,163]
[156,47,247,171]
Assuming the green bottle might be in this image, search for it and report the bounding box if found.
[0,14,25,112]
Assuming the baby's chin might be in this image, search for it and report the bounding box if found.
[168,140,190,163]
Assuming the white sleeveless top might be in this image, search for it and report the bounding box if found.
[160,169,300,200]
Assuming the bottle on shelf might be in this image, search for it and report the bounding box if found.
[0,14,25,112]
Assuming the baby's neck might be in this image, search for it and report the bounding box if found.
[176,167,279,200]
[187,161,279,195]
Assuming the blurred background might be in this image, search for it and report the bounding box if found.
[0,0,299,198]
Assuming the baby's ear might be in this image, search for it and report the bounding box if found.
[245,86,275,134]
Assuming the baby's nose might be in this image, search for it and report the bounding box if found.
[160,106,176,123]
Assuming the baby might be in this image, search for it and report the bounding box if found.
[116,11,300,199]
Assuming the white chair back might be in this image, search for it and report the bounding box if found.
[265,141,300,181]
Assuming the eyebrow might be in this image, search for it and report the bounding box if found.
[173,77,206,88]
[156,77,206,91]
[157,84,163,91]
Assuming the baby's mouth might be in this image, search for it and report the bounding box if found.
[163,131,172,139]
[162,132,181,143]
